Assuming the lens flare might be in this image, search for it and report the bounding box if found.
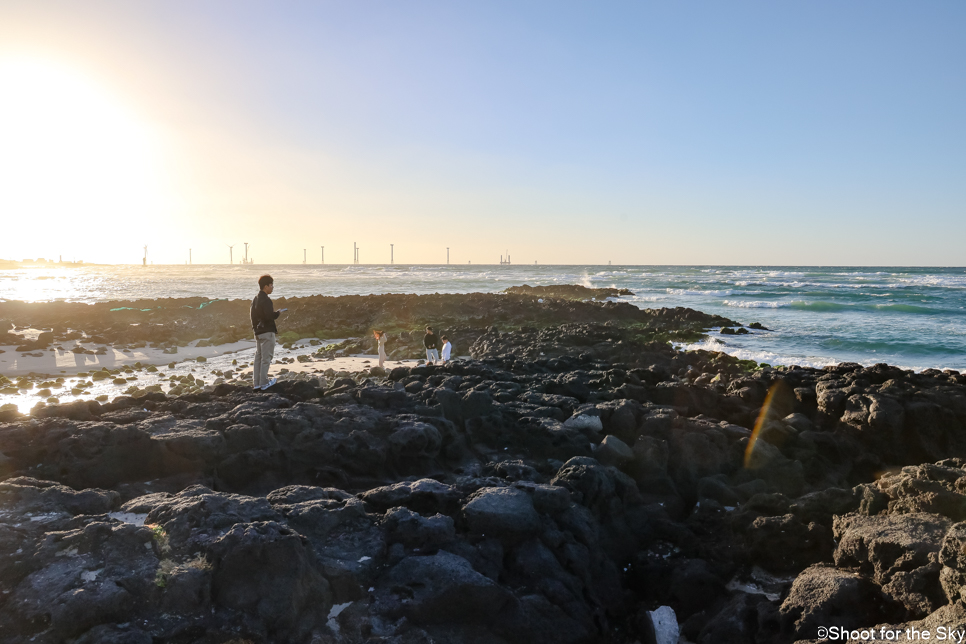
[744,381,791,469]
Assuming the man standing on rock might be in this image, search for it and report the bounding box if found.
[424,326,439,364]
[251,274,283,391]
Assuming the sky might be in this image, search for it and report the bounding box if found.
[0,1,964,265]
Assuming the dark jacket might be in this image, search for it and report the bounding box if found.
[251,291,280,335]
[423,332,438,350]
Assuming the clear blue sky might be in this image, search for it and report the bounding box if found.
[1,1,964,264]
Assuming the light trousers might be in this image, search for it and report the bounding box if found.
[254,332,276,388]
[426,348,439,363]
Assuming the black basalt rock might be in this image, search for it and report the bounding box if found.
[2,294,966,643]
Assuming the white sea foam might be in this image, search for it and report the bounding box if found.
[677,339,837,369]
[676,339,964,373]
[666,288,734,297]
[722,300,787,309]
[896,275,966,289]
[730,278,911,290]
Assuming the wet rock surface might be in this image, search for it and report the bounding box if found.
[1,306,966,642]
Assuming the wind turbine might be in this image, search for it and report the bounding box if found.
[227,244,235,264]
[243,243,249,264]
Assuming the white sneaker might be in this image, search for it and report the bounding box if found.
[261,377,277,390]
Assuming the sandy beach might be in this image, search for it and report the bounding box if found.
[0,336,438,413]
[0,338,259,376]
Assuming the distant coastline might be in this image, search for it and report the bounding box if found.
[0,259,104,268]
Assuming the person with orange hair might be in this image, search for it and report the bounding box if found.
[374,330,387,369]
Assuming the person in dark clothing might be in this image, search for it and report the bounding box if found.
[423,326,439,364]
[251,274,283,390]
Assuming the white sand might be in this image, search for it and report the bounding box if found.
[0,338,258,377]
[0,336,451,414]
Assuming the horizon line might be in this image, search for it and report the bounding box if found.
[2,261,965,269]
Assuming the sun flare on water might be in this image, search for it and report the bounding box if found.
[0,56,170,263]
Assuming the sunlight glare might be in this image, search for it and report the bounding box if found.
[0,56,169,262]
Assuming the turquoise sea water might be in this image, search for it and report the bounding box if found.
[1,264,964,372]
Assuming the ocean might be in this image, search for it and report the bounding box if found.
[2,264,965,372]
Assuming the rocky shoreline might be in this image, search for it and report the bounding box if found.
[1,290,966,643]
[0,285,741,410]
[0,285,738,356]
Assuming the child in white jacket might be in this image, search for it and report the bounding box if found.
[441,336,452,363]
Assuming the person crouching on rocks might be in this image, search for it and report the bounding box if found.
[374,330,387,369]
[251,274,283,391]
[424,326,439,364]
[441,335,452,363]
